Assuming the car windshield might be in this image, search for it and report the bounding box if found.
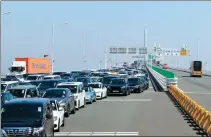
[6,76,16,79]
[43,77,53,80]
[119,71,127,74]
[39,81,58,88]
[18,82,32,86]
[111,79,125,85]
[57,85,77,94]
[26,76,38,80]
[103,77,117,84]
[128,78,139,84]
[50,101,57,110]
[1,84,7,91]
[2,104,43,121]
[30,81,42,86]
[76,78,89,83]
[43,90,66,98]
[9,89,25,98]
[88,84,101,88]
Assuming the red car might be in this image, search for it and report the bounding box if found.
[162,64,168,69]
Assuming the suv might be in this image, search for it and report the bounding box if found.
[8,85,40,98]
[57,82,86,110]
[2,98,54,137]
[1,81,19,92]
[107,78,130,96]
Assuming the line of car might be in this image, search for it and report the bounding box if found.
[1,67,149,137]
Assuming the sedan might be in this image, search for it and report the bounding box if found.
[128,77,145,93]
[85,86,96,104]
[42,88,76,117]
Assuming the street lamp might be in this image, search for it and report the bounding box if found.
[51,22,68,73]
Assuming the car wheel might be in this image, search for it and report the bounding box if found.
[61,116,65,127]
[124,91,127,96]
[55,120,60,132]
[64,106,70,117]
[82,99,86,108]
[71,106,76,114]
[76,101,80,110]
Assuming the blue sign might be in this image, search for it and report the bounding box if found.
[32,63,47,69]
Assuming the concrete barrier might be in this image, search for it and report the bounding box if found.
[169,85,211,136]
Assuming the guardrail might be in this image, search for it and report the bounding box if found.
[147,65,178,91]
[169,85,211,136]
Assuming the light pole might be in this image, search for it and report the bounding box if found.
[197,38,199,61]
[51,22,68,73]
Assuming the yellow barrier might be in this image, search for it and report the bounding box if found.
[169,85,211,136]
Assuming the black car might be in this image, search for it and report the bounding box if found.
[128,77,145,93]
[2,98,54,137]
[137,76,149,90]
[53,72,67,77]
[38,79,67,96]
[107,78,130,96]
[102,75,119,87]
[42,88,76,117]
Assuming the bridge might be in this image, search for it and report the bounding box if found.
[53,65,211,136]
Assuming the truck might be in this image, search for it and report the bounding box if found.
[9,57,51,75]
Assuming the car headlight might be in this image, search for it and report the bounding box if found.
[32,127,44,135]
[59,102,66,107]
[74,95,78,99]
[54,116,58,121]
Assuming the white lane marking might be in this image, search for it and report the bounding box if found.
[116,132,139,134]
[55,132,139,136]
[184,92,211,95]
[100,99,151,102]
[54,132,70,136]
[149,86,153,89]
[69,132,92,136]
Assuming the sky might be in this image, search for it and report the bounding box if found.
[2,1,211,73]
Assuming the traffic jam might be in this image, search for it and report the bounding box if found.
[1,57,149,137]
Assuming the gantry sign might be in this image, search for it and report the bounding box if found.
[109,47,147,55]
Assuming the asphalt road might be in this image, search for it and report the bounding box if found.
[168,69,211,112]
[55,83,198,136]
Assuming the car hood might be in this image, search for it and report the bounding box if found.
[2,120,42,128]
[85,92,93,96]
[46,98,64,102]
[109,84,124,87]
[93,88,102,92]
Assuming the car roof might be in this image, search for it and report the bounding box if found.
[44,75,60,77]
[46,88,68,91]
[9,85,37,89]
[27,74,42,77]
[4,98,50,105]
[1,81,19,84]
[57,82,82,86]
[89,82,101,84]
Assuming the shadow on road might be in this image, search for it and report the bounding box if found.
[165,92,207,137]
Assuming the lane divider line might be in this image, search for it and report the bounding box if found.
[100,99,151,102]
[55,132,139,136]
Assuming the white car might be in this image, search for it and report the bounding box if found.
[57,82,86,110]
[88,82,107,99]
[50,100,65,132]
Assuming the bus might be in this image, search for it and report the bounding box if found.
[190,61,202,77]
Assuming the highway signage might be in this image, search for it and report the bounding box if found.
[117,47,127,54]
[139,47,147,54]
[109,47,118,53]
[128,48,137,54]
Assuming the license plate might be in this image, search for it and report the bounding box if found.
[113,90,119,92]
